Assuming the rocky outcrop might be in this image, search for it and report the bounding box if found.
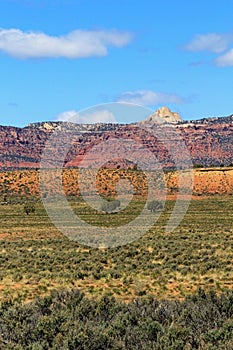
[142,106,182,125]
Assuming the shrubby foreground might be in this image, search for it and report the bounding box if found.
[1,288,233,349]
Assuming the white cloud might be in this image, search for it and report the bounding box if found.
[184,33,231,53]
[184,32,233,67]
[56,109,117,124]
[117,90,184,106]
[55,110,78,122]
[215,49,233,66]
[0,28,132,59]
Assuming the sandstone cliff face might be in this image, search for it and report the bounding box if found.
[0,168,232,197]
[0,111,232,170]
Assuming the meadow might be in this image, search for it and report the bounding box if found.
[0,194,232,304]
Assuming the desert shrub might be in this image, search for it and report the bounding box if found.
[147,200,163,212]
[101,199,121,213]
[23,202,35,215]
[1,288,233,349]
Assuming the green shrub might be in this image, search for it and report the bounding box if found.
[1,288,233,349]
[101,199,121,213]
[147,200,163,213]
[23,202,36,215]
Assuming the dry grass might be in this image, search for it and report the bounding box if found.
[0,189,232,303]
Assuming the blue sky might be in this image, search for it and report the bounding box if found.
[1,0,233,126]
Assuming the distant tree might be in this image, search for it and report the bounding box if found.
[101,199,120,213]
[147,200,163,213]
[2,195,8,205]
[24,202,35,215]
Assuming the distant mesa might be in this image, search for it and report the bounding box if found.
[142,106,182,125]
[0,107,232,170]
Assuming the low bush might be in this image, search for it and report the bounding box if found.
[101,199,121,213]
[1,288,233,349]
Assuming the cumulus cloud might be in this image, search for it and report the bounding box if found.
[0,28,132,59]
[184,33,231,53]
[215,49,233,67]
[117,90,184,106]
[184,32,233,67]
[55,110,78,122]
[56,109,117,124]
